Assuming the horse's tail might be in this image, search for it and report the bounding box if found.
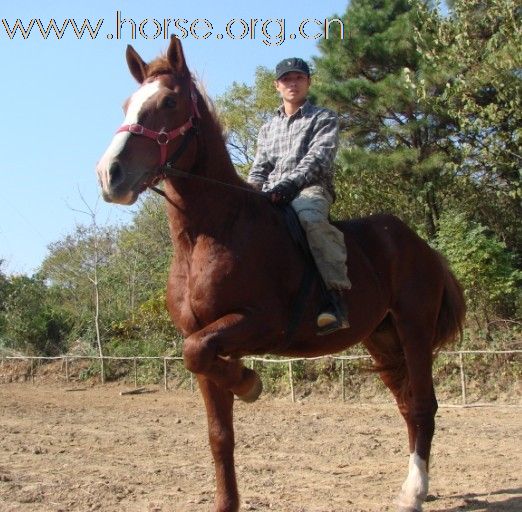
[432,257,466,352]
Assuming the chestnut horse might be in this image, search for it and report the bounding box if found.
[96,37,465,512]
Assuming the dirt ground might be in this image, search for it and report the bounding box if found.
[0,383,520,512]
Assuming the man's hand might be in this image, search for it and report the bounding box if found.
[267,180,299,205]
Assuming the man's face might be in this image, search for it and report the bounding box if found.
[275,71,311,104]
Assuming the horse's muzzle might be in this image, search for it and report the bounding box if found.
[96,157,139,205]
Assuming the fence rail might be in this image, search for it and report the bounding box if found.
[1,350,520,406]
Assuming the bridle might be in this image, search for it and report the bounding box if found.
[114,80,266,200]
[115,82,201,171]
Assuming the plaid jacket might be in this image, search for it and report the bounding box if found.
[248,100,339,197]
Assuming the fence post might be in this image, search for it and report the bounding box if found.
[30,358,35,384]
[133,358,138,387]
[458,352,467,405]
[100,357,105,384]
[65,357,69,382]
[288,361,295,403]
[163,358,168,391]
[341,359,346,402]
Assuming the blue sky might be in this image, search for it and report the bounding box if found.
[0,0,352,275]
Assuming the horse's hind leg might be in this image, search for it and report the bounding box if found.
[366,315,437,512]
[365,321,415,451]
[392,314,439,512]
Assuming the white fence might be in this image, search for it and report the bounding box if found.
[1,350,520,406]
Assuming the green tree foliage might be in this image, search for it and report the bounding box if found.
[40,223,118,343]
[0,274,69,355]
[0,262,10,342]
[0,260,8,288]
[113,192,172,307]
[415,0,522,257]
[215,67,279,175]
[102,193,180,353]
[306,0,520,320]
[435,211,521,318]
[37,192,178,356]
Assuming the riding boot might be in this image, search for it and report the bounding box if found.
[316,289,350,336]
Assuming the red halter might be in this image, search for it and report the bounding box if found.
[116,84,201,167]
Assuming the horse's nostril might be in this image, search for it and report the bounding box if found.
[108,161,123,188]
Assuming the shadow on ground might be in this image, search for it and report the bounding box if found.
[431,487,522,511]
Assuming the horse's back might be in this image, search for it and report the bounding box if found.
[335,213,441,285]
[336,213,426,254]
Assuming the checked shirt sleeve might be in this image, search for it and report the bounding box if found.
[288,112,339,190]
[248,123,273,186]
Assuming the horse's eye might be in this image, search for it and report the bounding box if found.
[163,97,177,109]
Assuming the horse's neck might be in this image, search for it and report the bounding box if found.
[164,105,246,247]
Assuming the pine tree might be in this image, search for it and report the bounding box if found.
[313,0,455,239]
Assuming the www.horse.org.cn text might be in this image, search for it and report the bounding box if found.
[1,12,347,46]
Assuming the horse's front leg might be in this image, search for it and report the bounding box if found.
[182,313,263,401]
[197,375,239,512]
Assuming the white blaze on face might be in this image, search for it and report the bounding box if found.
[96,80,161,192]
[397,453,429,511]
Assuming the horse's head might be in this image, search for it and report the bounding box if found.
[96,37,199,205]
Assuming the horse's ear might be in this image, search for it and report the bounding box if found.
[126,45,148,84]
[167,35,189,78]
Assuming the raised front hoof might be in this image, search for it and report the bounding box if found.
[235,372,263,403]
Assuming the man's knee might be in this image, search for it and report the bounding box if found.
[291,186,331,220]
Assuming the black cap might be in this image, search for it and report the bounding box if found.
[275,57,310,80]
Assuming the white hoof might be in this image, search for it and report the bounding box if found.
[396,453,428,512]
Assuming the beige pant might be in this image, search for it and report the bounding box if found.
[291,186,351,290]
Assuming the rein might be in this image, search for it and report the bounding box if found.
[153,164,268,198]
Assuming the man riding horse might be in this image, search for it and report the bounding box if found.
[248,57,351,335]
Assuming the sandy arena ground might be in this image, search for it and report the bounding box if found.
[0,383,520,512]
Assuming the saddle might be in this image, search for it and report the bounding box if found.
[280,205,332,342]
